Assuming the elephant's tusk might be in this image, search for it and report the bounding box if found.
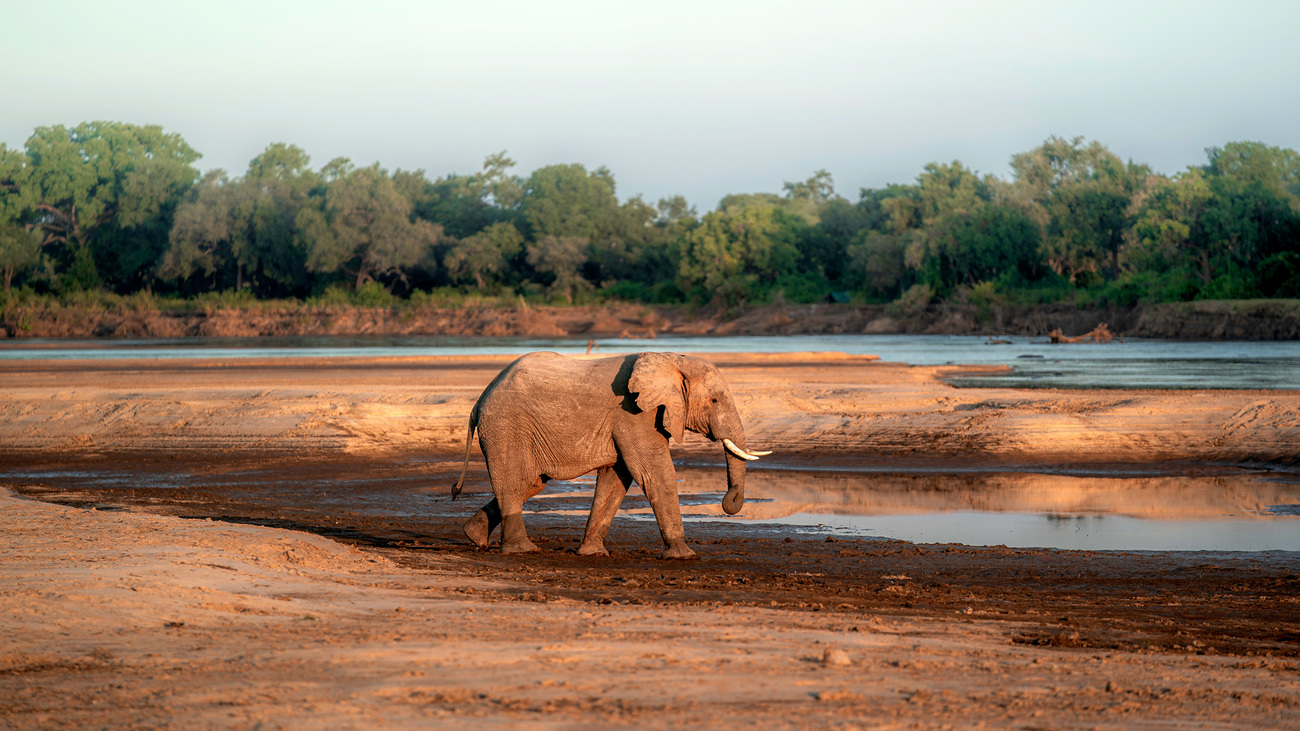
[723,438,766,461]
[749,449,773,456]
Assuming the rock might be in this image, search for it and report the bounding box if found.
[813,689,861,702]
[821,648,852,667]
[1105,680,1121,693]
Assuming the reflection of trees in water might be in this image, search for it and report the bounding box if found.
[667,468,1300,521]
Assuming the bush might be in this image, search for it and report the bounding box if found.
[597,280,684,304]
[766,271,830,303]
[888,283,935,318]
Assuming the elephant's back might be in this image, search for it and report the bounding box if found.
[489,352,627,397]
[477,352,627,471]
[478,352,628,424]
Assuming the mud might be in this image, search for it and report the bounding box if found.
[1,353,1298,728]
[8,454,1299,658]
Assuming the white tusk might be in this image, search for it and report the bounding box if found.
[749,449,773,456]
[723,438,762,461]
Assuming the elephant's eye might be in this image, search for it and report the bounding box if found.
[711,398,718,403]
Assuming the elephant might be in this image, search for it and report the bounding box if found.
[450,351,771,559]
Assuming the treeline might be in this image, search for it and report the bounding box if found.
[2,121,1299,309]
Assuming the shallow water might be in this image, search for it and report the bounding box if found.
[7,461,1297,551]
[2,333,1299,390]
[525,466,1300,551]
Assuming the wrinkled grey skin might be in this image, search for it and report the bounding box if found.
[451,351,753,559]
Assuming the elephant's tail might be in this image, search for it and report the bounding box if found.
[450,410,478,500]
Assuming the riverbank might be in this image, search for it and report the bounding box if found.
[4,298,1300,340]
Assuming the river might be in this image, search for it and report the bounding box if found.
[3,333,1299,390]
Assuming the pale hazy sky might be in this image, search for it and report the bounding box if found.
[3,1,1297,208]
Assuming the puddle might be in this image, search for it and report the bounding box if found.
[5,461,1298,552]
[528,467,1300,552]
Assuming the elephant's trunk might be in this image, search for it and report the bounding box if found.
[711,398,762,515]
[722,449,746,515]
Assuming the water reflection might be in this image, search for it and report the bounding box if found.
[531,467,1300,551]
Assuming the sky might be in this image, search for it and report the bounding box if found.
[2,1,1298,209]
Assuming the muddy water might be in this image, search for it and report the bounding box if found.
[14,459,1290,553]
[523,466,1300,552]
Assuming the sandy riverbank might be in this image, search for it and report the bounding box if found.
[1,351,1298,728]
[1,352,1298,464]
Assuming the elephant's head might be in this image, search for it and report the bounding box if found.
[628,352,770,515]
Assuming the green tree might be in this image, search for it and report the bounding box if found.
[851,185,916,235]
[1048,170,1143,282]
[233,143,318,294]
[161,170,239,289]
[782,169,839,223]
[676,205,801,306]
[418,152,523,239]
[655,195,696,225]
[526,234,590,302]
[0,144,39,292]
[1130,142,1300,299]
[1130,168,1216,289]
[1205,141,1300,199]
[1203,142,1300,284]
[300,162,441,291]
[718,192,784,213]
[875,162,992,239]
[1006,137,1147,283]
[163,144,318,295]
[444,222,524,290]
[0,226,41,293]
[22,122,199,288]
[844,231,916,300]
[926,204,1044,292]
[520,164,621,240]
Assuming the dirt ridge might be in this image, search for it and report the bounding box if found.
[4,299,1300,340]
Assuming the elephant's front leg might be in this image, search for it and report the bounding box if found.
[578,464,633,556]
[630,455,696,560]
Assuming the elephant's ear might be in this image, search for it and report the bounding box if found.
[628,352,686,442]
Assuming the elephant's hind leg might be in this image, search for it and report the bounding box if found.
[463,498,502,549]
[578,464,633,556]
[500,476,547,554]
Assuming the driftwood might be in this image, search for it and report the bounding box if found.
[1048,323,1120,344]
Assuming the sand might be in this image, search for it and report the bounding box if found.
[1,352,1297,464]
[1,352,1298,729]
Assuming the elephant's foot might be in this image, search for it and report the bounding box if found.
[576,540,610,557]
[660,542,698,560]
[501,538,541,554]
[462,513,491,549]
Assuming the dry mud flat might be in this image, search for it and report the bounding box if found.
[1,353,1299,729]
